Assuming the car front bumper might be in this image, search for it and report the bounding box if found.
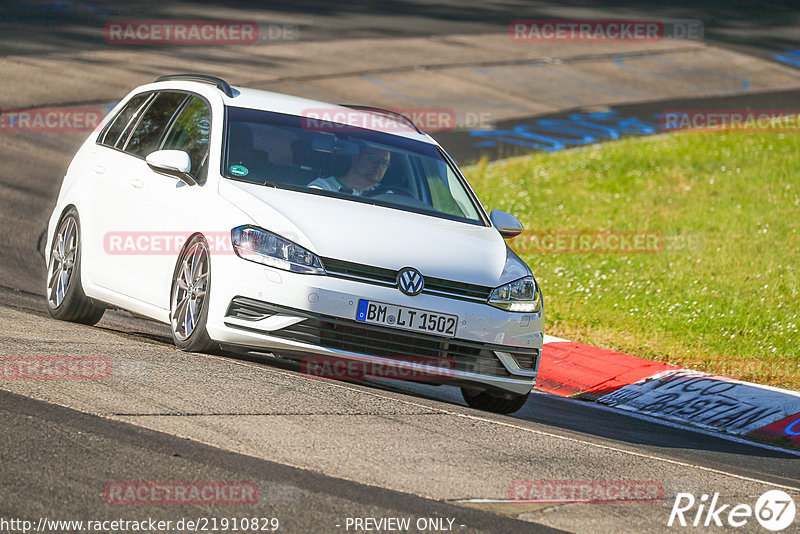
[206,258,543,396]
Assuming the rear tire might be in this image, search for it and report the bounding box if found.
[46,208,105,325]
[170,234,218,353]
[461,387,529,414]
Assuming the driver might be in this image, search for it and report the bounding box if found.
[308,144,391,195]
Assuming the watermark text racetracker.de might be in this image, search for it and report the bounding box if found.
[661,109,800,133]
[509,480,664,503]
[104,20,298,44]
[103,230,703,256]
[512,230,703,255]
[104,481,258,506]
[104,231,234,255]
[300,108,494,133]
[301,355,455,383]
[1,357,111,380]
[509,19,703,42]
[0,106,107,132]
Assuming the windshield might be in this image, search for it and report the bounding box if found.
[223,107,485,224]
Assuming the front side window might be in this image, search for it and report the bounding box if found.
[161,96,211,177]
[222,107,485,225]
[124,92,188,157]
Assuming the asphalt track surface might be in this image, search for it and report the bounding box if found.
[0,389,564,533]
[2,2,800,533]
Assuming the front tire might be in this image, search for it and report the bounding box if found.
[461,387,530,414]
[170,234,217,353]
[46,208,105,325]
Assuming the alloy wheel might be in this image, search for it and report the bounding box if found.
[47,216,77,308]
[171,241,209,341]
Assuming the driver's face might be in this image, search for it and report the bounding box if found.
[356,148,391,184]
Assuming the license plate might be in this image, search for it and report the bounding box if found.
[355,299,458,338]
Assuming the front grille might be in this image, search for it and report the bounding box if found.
[321,257,493,303]
[225,297,518,377]
[321,258,396,287]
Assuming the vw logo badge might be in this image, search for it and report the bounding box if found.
[397,267,424,296]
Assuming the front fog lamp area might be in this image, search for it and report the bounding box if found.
[488,276,541,312]
[231,226,325,275]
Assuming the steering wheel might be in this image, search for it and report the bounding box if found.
[362,184,416,198]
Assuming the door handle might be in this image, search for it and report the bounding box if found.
[93,164,105,174]
[130,178,144,189]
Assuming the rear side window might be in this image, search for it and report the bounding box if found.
[161,96,211,175]
[97,93,150,147]
[124,92,188,157]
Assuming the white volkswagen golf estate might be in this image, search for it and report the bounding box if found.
[45,74,543,413]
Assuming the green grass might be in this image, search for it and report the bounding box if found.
[464,131,800,389]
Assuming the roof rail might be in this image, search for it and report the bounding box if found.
[154,74,234,97]
[339,105,424,134]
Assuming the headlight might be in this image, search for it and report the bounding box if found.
[488,276,541,312]
[231,225,325,275]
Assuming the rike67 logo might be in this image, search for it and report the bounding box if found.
[668,490,796,531]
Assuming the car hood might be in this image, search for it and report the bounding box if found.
[219,180,512,286]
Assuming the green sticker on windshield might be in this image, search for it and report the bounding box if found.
[229,165,249,176]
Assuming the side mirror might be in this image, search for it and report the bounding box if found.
[490,209,523,238]
[146,150,197,186]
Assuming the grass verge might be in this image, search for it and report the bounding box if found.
[464,131,800,389]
